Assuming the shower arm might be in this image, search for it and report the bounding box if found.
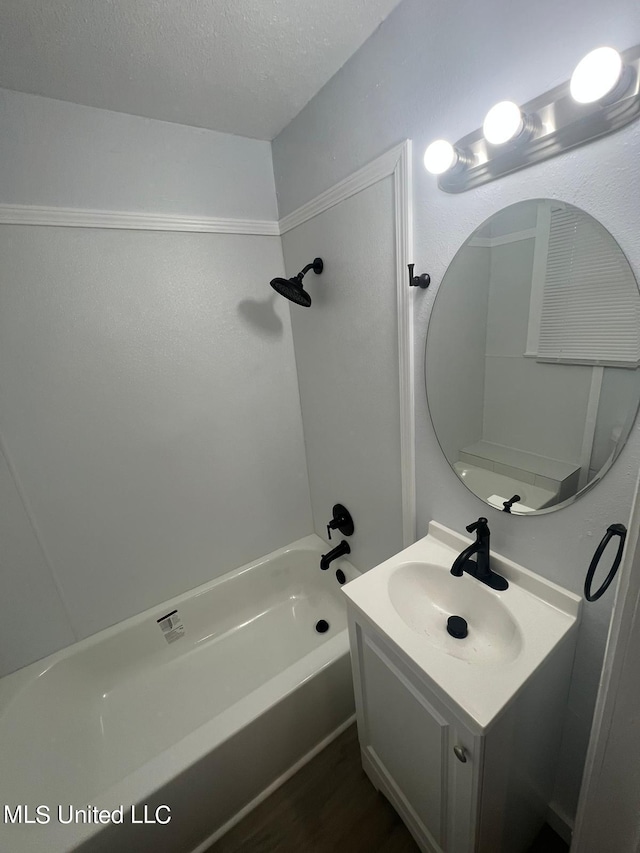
[294,264,313,284]
[293,257,324,281]
[297,262,315,279]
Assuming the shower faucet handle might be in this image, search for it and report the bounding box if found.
[326,504,354,541]
[503,494,521,513]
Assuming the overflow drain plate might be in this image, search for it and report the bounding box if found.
[315,619,330,634]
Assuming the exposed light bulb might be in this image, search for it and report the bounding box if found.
[482,101,525,145]
[423,140,458,175]
[570,47,623,104]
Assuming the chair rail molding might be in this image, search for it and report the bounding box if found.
[0,204,280,236]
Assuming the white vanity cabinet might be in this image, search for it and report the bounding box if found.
[349,615,478,853]
[347,605,576,853]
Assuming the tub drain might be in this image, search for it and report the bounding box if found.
[315,619,330,634]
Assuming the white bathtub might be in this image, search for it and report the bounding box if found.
[0,534,357,853]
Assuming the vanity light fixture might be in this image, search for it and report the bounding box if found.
[482,100,534,145]
[570,47,629,104]
[423,139,473,175]
[428,42,640,192]
[423,140,458,174]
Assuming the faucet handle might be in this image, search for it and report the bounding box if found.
[326,504,354,541]
[466,517,489,535]
[503,495,521,513]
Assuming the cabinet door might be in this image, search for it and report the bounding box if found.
[351,620,477,853]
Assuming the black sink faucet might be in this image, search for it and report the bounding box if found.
[450,518,509,591]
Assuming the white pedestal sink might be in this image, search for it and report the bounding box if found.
[342,521,581,853]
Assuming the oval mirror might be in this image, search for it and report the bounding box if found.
[426,199,640,515]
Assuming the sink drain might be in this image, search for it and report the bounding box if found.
[447,615,468,639]
[335,569,346,585]
[315,619,330,634]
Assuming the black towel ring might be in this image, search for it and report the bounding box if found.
[584,523,627,602]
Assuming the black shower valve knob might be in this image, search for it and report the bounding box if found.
[326,504,355,540]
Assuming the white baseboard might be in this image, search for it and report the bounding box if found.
[190,714,356,853]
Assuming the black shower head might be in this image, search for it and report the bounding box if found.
[270,276,312,307]
[270,258,323,307]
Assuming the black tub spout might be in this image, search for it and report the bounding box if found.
[320,540,350,571]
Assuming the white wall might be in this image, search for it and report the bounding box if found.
[0,91,312,674]
[0,88,278,219]
[272,0,640,823]
[0,440,76,677]
[281,178,404,571]
[572,469,640,852]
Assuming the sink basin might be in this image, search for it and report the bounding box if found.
[387,562,522,664]
[342,521,581,731]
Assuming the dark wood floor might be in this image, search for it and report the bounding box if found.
[206,724,568,853]
[206,725,416,853]
[528,824,569,853]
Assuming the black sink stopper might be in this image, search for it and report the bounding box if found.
[447,615,468,639]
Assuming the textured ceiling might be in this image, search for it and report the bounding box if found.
[0,0,403,140]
